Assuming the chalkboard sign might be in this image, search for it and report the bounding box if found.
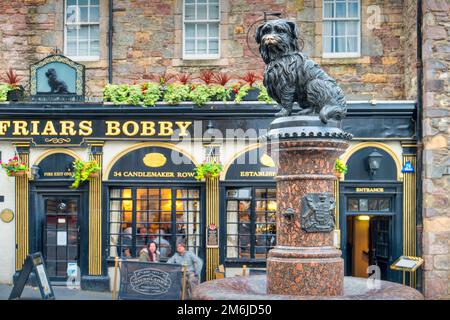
[119,261,183,300]
[9,252,55,300]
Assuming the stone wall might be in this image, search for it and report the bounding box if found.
[0,0,417,100]
[421,0,450,300]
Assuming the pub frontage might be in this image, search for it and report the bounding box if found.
[0,99,418,291]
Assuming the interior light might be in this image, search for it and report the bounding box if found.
[357,215,370,221]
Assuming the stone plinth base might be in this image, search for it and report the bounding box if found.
[267,246,343,296]
[192,276,424,300]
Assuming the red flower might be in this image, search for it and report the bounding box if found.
[233,88,239,94]
[13,156,18,160]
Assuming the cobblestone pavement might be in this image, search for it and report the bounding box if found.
[0,284,112,300]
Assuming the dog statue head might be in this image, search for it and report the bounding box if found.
[45,68,57,81]
[255,19,300,64]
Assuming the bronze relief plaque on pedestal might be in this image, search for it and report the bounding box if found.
[301,193,336,233]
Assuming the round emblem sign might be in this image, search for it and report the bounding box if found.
[0,209,14,223]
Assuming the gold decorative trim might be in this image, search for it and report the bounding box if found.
[221,143,263,181]
[205,174,220,281]
[34,148,81,166]
[44,138,72,144]
[402,155,417,288]
[89,152,103,275]
[143,153,167,168]
[15,152,29,270]
[340,142,403,181]
[103,142,199,179]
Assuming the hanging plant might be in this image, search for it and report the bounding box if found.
[334,159,348,177]
[71,159,101,189]
[0,155,29,177]
[194,161,223,180]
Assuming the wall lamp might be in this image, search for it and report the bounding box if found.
[30,165,40,180]
[367,150,383,177]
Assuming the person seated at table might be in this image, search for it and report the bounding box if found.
[139,241,160,262]
[121,247,132,259]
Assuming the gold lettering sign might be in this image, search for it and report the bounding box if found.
[240,171,277,177]
[355,187,385,193]
[0,120,193,139]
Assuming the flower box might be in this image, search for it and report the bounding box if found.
[10,170,28,177]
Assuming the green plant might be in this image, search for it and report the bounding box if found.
[194,161,223,180]
[334,159,348,174]
[1,67,22,88]
[71,159,101,189]
[189,84,211,106]
[0,84,13,102]
[163,84,191,105]
[0,155,29,176]
[141,82,162,106]
[209,84,230,101]
[257,83,275,104]
[103,84,142,105]
[234,84,251,103]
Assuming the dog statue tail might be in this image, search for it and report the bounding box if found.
[319,86,347,124]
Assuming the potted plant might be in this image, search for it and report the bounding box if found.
[239,71,263,101]
[1,67,24,102]
[189,84,212,106]
[0,84,11,102]
[175,73,191,85]
[71,159,101,189]
[334,159,348,178]
[194,161,223,180]
[198,70,216,85]
[163,83,191,105]
[0,156,29,177]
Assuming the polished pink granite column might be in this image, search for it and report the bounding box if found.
[267,138,348,296]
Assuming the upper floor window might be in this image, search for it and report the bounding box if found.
[323,0,360,58]
[65,0,100,61]
[183,0,220,60]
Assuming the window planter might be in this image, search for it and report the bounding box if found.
[9,170,28,177]
[6,85,24,102]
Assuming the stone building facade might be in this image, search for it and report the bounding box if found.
[420,0,450,300]
[0,0,420,100]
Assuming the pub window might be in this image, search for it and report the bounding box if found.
[65,0,100,60]
[322,0,360,58]
[226,187,276,261]
[108,187,201,260]
[183,0,220,59]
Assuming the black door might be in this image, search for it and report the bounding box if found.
[369,216,391,280]
[42,196,80,282]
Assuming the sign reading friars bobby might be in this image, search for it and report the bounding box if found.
[301,193,336,233]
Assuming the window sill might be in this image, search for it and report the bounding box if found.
[66,56,100,62]
[322,53,361,59]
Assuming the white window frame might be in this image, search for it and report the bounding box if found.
[64,0,100,61]
[182,0,221,60]
[322,0,361,58]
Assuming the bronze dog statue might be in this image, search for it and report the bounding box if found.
[256,19,347,123]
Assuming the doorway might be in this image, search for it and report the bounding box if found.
[41,196,80,282]
[346,215,391,280]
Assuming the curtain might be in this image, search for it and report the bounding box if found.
[109,189,122,257]
[226,201,238,258]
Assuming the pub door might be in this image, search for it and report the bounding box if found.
[369,216,391,281]
[39,195,80,282]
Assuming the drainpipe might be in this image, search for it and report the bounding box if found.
[108,0,113,84]
[415,0,423,293]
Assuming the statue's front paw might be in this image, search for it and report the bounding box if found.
[275,108,291,117]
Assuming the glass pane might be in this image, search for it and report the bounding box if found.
[336,2,346,18]
[79,26,88,40]
[185,24,195,38]
[67,0,76,5]
[89,6,99,22]
[79,7,89,22]
[347,21,358,36]
[335,37,345,52]
[197,24,207,38]
[368,199,378,211]
[66,4,78,22]
[185,39,195,54]
[78,0,89,5]
[47,246,56,260]
[359,199,368,212]
[90,40,99,56]
[197,39,207,54]
[379,199,390,211]
[323,36,332,53]
[66,41,77,56]
[335,21,345,36]
[348,1,359,18]
[91,0,99,6]
[323,21,332,36]
[209,4,219,19]
[347,36,357,52]
[209,23,219,37]
[324,3,334,18]
[197,5,207,19]
[185,4,195,20]
[347,199,358,211]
